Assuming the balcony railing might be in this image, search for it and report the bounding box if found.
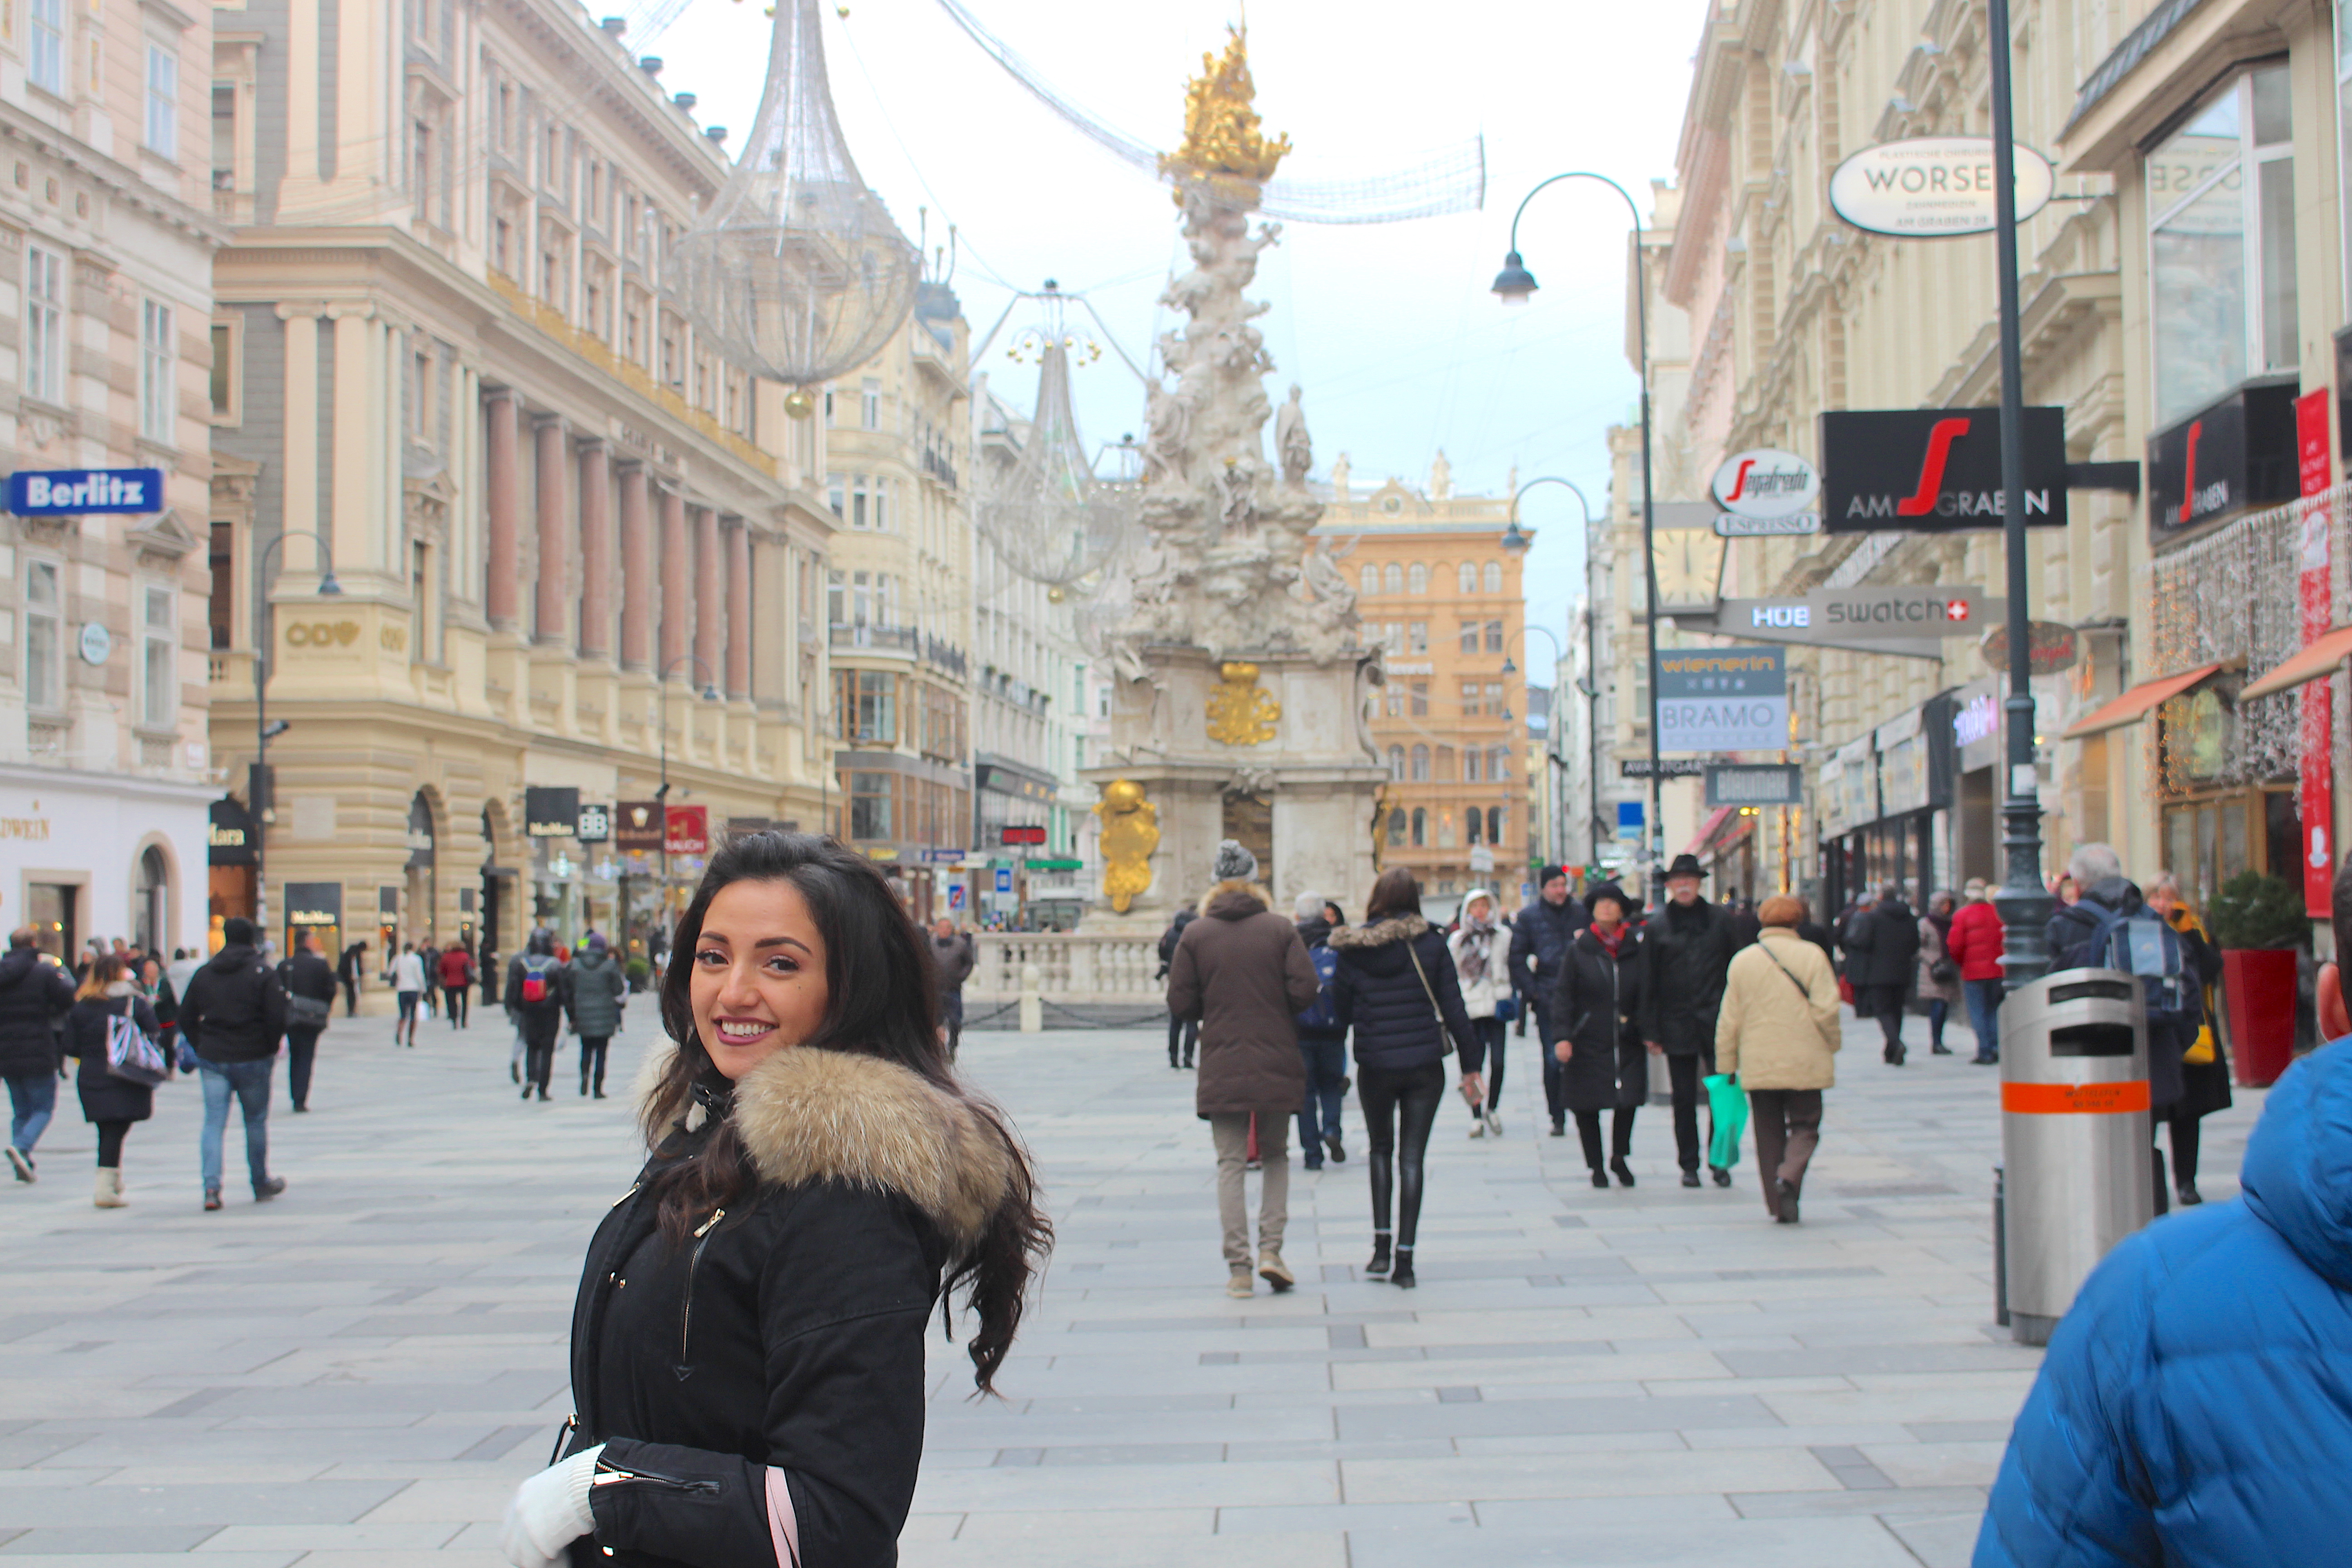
[968,932,1162,1004]
[831,622,920,655]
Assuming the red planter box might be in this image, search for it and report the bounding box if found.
[2222,947,2298,1088]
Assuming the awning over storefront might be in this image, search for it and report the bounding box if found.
[2239,627,2352,703]
[2061,663,2223,738]
[1685,806,1734,855]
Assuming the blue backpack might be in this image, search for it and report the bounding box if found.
[1295,943,1342,1033]
[2076,902,2203,1044]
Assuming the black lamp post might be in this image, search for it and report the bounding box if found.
[253,529,340,938]
[656,654,722,947]
[1493,172,1665,902]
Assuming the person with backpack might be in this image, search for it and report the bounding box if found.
[1292,893,1348,1170]
[562,933,627,1098]
[278,931,337,1112]
[2045,843,2200,1133]
[505,929,566,1102]
[178,916,290,1210]
[1157,906,1200,1069]
[1449,888,1512,1138]
[62,954,167,1208]
[2148,873,2228,1207]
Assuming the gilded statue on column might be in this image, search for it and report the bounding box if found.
[1093,779,1160,914]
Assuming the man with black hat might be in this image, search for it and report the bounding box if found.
[1639,853,1740,1186]
[1509,865,1589,1136]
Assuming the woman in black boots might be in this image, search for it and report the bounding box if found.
[1553,883,1646,1188]
[1329,868,1481,1288]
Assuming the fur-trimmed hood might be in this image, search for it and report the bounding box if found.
[638,1044,1017,1251]
[1327,913,1431,951]
[1198,880,1274,918]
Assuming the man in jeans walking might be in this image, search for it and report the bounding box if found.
[0,928,75,1182]
[178,916,289,1210]
[1291,893,1348,1170]
[1166,841,1321,1298]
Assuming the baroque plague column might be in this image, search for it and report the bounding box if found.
[1083,28,1383,924]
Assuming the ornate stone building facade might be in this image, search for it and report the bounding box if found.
[208,0,833,964]
[0,0,221,956]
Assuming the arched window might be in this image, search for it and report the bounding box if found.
[1406,562,1428,594]
[1457,561,1477,594]
[1384,562,1404,594]
[1485,561,1504,593]
[1488,806,1505,845]
[1387,744,1406,778]
[1360,564,1379,596]
[1410,744,1430,781]
[1464,748,1483,783]
[1388,808,1407,845]
[1411,807,1427,846]
[134,844,168,953]
[1465,808,1484,844]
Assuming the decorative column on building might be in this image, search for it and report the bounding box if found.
[617,462,652,669]
[534,416,569,647]
[276,302,324,573]
[725,520,751,699]
[577,439,613,661]
[659,486,690,674]
[693,505,722,684]
[484,389,521,630]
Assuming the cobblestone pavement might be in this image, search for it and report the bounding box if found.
[0,1005,2265,1567]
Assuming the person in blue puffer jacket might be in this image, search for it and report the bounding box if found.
[1975,859,2352,1567]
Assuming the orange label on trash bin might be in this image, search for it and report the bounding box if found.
[2002,1080,2151,1115]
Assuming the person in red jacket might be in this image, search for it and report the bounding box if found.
[436,942,476,1029]
[1945,878,2007,1064]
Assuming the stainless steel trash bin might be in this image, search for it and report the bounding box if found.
[2000,968,2155,1347]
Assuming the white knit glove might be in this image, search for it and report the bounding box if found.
[499,1445,602,1568]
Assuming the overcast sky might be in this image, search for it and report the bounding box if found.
[651,0,1715,653]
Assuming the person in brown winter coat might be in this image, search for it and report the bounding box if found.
[1166,838,1321,1301]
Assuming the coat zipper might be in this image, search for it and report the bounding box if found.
[675,1206,725,1380]
[592,1457,722,1496]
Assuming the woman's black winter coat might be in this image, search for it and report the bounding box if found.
[1550,927,1647,1113]
[64,992,162,1123]
[1328,915,1479,1070]
[563,1044,1016,1568]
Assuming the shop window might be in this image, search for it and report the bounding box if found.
[848,771,892,840]
[2148,64,2297,427]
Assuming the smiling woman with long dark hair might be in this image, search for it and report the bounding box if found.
[498,832,1051,1568]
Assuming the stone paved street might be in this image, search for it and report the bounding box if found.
[0,1006,2265,1567]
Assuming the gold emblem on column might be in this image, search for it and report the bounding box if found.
[1206,662,1280,746]
[1093,779,1160,914]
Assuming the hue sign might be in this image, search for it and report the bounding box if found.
[1820,407,2068,533]
[1828,137,2054,238]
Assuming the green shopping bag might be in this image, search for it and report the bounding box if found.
[1703,1073,1749,1170]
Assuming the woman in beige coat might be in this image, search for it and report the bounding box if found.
[1715,895,1842,1224]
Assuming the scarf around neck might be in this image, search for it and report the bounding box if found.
[1456,903,1498,982]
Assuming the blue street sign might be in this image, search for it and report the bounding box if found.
[1615,801,1645,841]
[948,884,967,911]
[8,468,166,515]
[994,868,1014,895]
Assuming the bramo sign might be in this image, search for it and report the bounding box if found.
[1828,137,2054,238]
[1655,647,1788,754]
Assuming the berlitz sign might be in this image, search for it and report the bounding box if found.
[1820,408,2069,532]
[1828,137,2055,238]
[6,468,166,516]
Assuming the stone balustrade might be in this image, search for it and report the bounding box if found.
[970,932,1166,1005]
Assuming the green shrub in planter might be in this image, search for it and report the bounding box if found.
[624,955,654,993]
[2205,872,2307,951]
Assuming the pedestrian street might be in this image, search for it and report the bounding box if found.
[0,1009,2268,1567]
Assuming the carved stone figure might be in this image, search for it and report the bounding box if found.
[1092,779,1160,914]
[1277,385,1312,486]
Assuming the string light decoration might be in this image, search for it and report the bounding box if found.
[2146,491,2336,794]
[673,0,918,399]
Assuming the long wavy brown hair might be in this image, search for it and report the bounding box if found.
[638,831,1051,1392]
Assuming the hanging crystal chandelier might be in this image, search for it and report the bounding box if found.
[975,311,1135,587]
[675,0,918,399]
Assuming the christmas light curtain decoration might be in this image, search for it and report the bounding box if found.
[675,0,919,400]
[974,315,1136,588]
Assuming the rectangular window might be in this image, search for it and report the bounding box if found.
[2149,65,2296,426]
[1486,620,1504,653]
[24,561,61,711]
[1409,622,1428,653]
[861,377,880,431]
[141,584,175,728]
[851,475,868,529]
[140,299,174,442]
[1486,681,1504,715]
[847,670,896,743]
[211,84,235,189]
[146,44,177,157]
[1460,680,1481,717]
[23,246,61,403]
[1459,622,1478,654]
[209,320,236,419]
[826,473,845,519]
[848,771,893,840]
[28,0,61,93]
[209,522,234,650]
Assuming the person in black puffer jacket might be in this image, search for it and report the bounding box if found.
[1637,855,1740,1186]
[0,927,76,1182]
[279,932,338,1113]
[179,916,290,1209]
[1158,906,1199,1068]
[493,832,1051,1568]
[1551,883,1647,1188]
[1508,867,1590,1132]
[1844,883,1923,1066]
[1329,868,1480,1290]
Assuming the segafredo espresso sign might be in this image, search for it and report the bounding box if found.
[1828,137,2054,238]
[1711,448,1822,537]
[8,468,166,515]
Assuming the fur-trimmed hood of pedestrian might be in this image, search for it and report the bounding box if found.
[1327,914,1431,951]
[634,1043,1018,1250]
[1197,881,1274,918]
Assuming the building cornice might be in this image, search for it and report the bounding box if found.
[0,106,230,251]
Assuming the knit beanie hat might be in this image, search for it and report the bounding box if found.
[1212,839,1258,884]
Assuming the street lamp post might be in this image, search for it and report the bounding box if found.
[1986,0,2054,986]
[252,529,340,938]
[656,654,723,951]
[1493,172,1665,904]
[1501,476,1603,872]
